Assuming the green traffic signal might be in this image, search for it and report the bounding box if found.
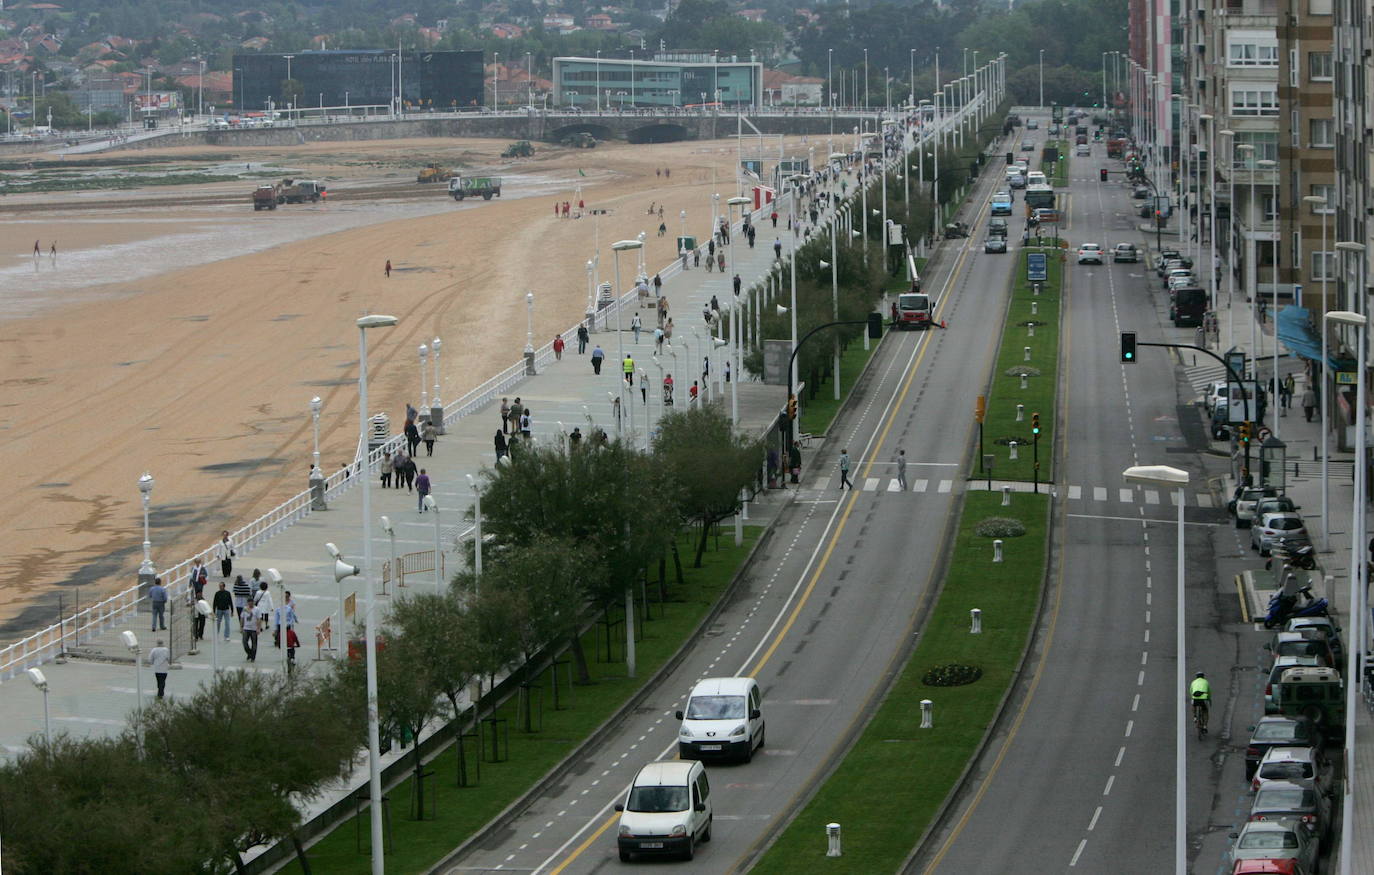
[1121,331,1137,363]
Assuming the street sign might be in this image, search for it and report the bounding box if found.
[1337,371,1357,385]
[1027,252,1048,281]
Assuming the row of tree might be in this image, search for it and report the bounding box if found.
[0,407,761,873]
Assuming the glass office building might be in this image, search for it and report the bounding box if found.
[552,54,762,109]
[232,50,484,111]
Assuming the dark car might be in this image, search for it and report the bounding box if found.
[988,217,1009,237]
[1246,716,1325,781]
[984,235,1008,254]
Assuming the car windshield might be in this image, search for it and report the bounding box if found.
[686,695,747,720]
[1260,761,1314,780]
[898,294,929,312]
[1239,829,1300,850]
[1256,787,1314,809]
[626,785,689,813]
[1255,722,1308,741]
[1270,518,1303,531]
[1277,641,1322,658]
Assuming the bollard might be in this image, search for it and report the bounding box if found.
[970,608,983,634]
[1033,282,1041,296]
[1031,301,1038,315]
[1020,373,1028,389]
[1009,440,1018,460]
[920,699,934,728]
[826,823,843,857]
[993,539,1004,562]
[1016,403,1025,421]
[1028,323,1035,337]
[1002,485,1011,506]
[1024,346,1031,362]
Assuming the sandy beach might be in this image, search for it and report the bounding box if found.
[0,133,797,633]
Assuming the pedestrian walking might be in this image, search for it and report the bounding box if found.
[405,418,421,456]
[416,468,432,512]
[149,639,171,699]
[210,581,232,641]
[774,238,782,260]
[658,221,667,236]
[495,429,508,460]
[509,398,524,435]
[232,574,251,614]
[631,312,642,343]
[385,259,392,278]
[401,455,417,491]
[1301,386,1317,422]
[189,558,208,602]
[391,449,407,489]
[148,576,168,631]
[240,602,259,661]
[771,210,779,227]
[381,451,394,487]
[520,409,532,438]
[1281,373,1295,413]
[577,324,590,354]
[553,334,566,360]
[717,252,726,272]
[789,441,802,484]
[422,421,437,456]
[895,449,907,490]
[654,326,665,353]
[733,274,742,295]
[500,397,511,433]
[653,273,662,298]
[624,354,635,386]
[694,248,701,268]
[33,240,40,256]
[216,531,235,578]
[690,381,699,404]
[591,345,605,374]
[570,426,583,448]
[253,581,274,638]
[838,449,853,490]
[281,594,300,671]
[767,448,779,486]
[724,361,731,383]
[747,225,756,248]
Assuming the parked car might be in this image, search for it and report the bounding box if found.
[1251,512,1310,555]
[1229,820,1319,872]
[1229,485,1283,528]
[984,235,1008,254]
[1286,617,1343,664]
[1267,631,1335,668]
[1021,139,1035,151]
[1231,859,1313,875]
[1255,496,1300,518]
[1132,184,1151,199]
[1168,274,1198,294]
[1206,380,1231,414]
[1112,243,1139,263]
[1048,123,1061,135]
[1250,746,1324,794]
[1076,243,1104,264]
[1245,716,1324,780]
[1211,402,1233,440]
[1248,780,1331,841]
[1264,657,1324,714]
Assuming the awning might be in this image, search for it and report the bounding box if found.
[1277,306,1345,371]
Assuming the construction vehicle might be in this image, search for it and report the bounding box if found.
[502,140,535,158]
[417,163,453,183]
[277,179,326,204]
[448,175,502,201]
[252,184,280,210]
[563,132,597,149]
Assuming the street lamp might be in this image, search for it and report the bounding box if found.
[612,239,643,437]
[1122,464,1190,875]
[431,337,443,412]
[1325,304,1366,875]
[1304,194,1332,551]
[524,290,535,375]
[1235,142,1256,359]
[726,195,750,431]
[310,396,322,471]
[1257,157,1278,429]
[1220,129,1236,348]
[1038,49,1044,109]
[379,517,397,597]
[422,495,442,590]
[27,668,51,747]
[466,474,483,583]
[137,472,155,581]
[355,312,398,875]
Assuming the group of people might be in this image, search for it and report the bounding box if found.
[554,199,585,219]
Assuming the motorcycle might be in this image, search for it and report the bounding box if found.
[1263,584,1330,629]
[1265,539,1317,571]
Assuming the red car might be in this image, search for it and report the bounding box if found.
[1233,858,1310,875]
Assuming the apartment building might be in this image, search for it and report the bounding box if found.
[1332,0,1371,317]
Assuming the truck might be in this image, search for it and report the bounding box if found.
[1106,138,1127,159]
[448,175,502,201]
[895,289,934,330]
[417,163,453,183]
[252,184,280,210]
[1171,287,1207,327]
[277,178,326,204]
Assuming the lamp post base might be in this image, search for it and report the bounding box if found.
[524,350,536,376]
[430,405,445,435]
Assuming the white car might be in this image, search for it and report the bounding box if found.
[1229,820,1319,871]
[1251,511,1309,555]
[1076,244,1104,264]
[1205,380,1231,413]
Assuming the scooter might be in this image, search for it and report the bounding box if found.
[1265,540,1317,571]
[1263,584,1330,629]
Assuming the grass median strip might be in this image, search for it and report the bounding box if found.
[289,527,760,874]
[975,247,1061,482]
[751,491,1048,873]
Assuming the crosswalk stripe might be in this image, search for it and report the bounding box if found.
[1094,487,1108,501]
[1068,485,1082,499]
[1119,488,1134,503]
[938,480,953,493]
[914,479,929,493]
[1144,490,1160,505]
[887,479,902,492]
[863,478,880,492]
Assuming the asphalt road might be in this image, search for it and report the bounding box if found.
[438,137,1022,874]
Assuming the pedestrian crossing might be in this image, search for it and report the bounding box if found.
[837,476,1216,506]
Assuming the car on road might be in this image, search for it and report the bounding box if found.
[1048,123,1061,135]
[1249,780,1331,841]
[1076,143,1091,156]
[1112,243,1139,263]
[1251,746,1324,794]
[1229,485,1282,528]
[1020,139,1035,151]
[1026,119,1039,129]
[1245,716,1324,780]
[1251,512,1310,555]
[1255,496,1299,518]
[984,235,1008,254]
[1007,172,1027,189]
[1076,243,1104,264]
[676,676,765,763]
[1228,820,1319,872]
[615,761,713,861]
[1026,170,1047,186]
[990,192,1014,215]
[988,217,1009,237]
[1132,184,1151,199]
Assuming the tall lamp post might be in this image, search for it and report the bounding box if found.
[356,313,398,875]
[1038,49,1044,109]
[310,396,323,472]
[1235,143,1256,360]
[1123,464,1190,875]
[1326,304,1366,875]
[1256,157,1278,432]
[138,472,155,584]
[524,291,535,375]
[611,239,643,437]
[431,337,443,432]
[466,474,483,583]
[726,196,750,431]
[418,343,429,411]
[1304,195,1332,551]
[1220,129,1236,348]
[27,668,51,747]
[422,495,442,590]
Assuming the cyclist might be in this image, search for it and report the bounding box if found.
[1189,672,1211,735]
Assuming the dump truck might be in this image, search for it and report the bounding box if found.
[417,163,453,183]
[448,175,502,201]
[277,178,326,204]
[502,140,535,158]
[563,132,597,149]
[252,184,280,210]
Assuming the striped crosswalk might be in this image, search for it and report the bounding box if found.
[836,476,1216,507]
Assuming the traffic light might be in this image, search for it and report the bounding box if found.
[1031,412,1041,436]
[787,395,798,420]
[1239,421,1252,444]
[1120,331,1137,363]
[1100,168,1108,182]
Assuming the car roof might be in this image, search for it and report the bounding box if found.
[632,760,698,786]
[1260,746,1317,764]
[1258,511,1303,523]
[688,676,756,697]
[1080,243,1101,248]
[1232,860,1303,875]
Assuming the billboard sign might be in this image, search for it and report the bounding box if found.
[135,92,180,111]
[1027,252,1048,281]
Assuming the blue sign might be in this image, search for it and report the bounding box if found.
[1027,252,1048,281]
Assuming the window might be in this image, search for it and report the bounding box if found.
[1228,40,1279,66]
[1310,0,1332,14]
[1309,51,1334,80]
[1312,250,1336,280]
[1263,193,1278,222]
[1291,110,1300,146]
[1231,85,1279,116]
[1309,183,1335,213]
[1310,118,1334,147]
[1233,131,1279,165]
[1290,49,1299,86]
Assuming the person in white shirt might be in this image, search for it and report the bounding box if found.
[215,531,235,578]
[149,639,172,699]
[253,581,274,639]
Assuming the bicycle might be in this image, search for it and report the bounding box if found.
[1192,698,1209,738]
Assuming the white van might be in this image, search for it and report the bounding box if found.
[676,676,765,762]
[615,760,713,861]
[1026,170,1047,187]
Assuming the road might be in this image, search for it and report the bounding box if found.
[915,120,1250,872]
[438,137,1020,874]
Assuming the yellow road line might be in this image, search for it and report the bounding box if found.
[548,813,619,875]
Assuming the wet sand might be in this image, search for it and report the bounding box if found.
[0,134,783,631]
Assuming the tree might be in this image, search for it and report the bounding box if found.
[654,407,762,566]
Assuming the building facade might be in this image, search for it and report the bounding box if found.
[551,54,762,109]
[232,50,483,113]
[1333,0,1371,319]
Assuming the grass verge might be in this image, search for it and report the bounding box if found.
[975,246,1061,482]
[800,338,880,437]
[288,527,761,874]
[750,491,1049,873]
[1049,141,1069,187]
